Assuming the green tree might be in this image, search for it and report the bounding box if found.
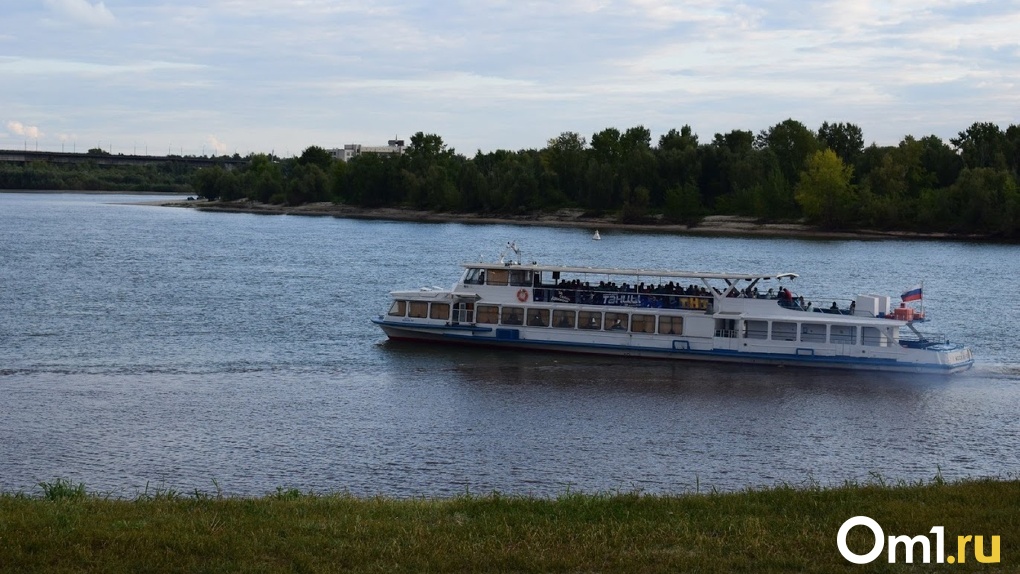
[297,145,334,171]
[795,149,857,228]
[542,131,587,204]
[951,122,1008,170]
[590,128,622,164]
[817,121,864,175]
[663,182,706,224]
[924,168,1019,235]
[193,165,231,200]
[755,119,820,187]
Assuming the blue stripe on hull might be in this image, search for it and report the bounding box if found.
[375,323,973,375]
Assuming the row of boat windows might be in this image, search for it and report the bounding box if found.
[387,301,893,347]
[387,300,685,335]
[737,320,891,347]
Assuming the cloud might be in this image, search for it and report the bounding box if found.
[44,0,116,27]
[7,121,43,139]
[0,57,207,76]
[206,135,228,155]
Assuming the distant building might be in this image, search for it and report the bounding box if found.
[329,139,405,162]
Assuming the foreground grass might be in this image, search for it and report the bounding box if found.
[1,479,1018,573]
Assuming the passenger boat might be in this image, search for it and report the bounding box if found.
[371,243,974,374]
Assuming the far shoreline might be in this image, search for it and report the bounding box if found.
[161,198,994,243]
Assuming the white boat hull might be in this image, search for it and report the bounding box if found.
[372,319,974,375]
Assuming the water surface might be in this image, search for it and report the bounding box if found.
[1,193,1017,497]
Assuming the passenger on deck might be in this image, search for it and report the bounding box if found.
[849,301,856,315]
[830,301,839,312]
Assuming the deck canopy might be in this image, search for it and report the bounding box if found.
[461,262,798,283]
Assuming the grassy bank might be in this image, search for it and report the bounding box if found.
[2,478,1017,572]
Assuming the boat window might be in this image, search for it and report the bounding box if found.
[604,311,628,331]
[578,310,602,330]
[861,326,888,347]
[801,323,826,343]
[476,305,499,324]
[509,270,532,286]
[429,303,450,320]
[486,269,509,286]
[527,308,550,327]
[408,301,428,318]
[772,322,797,341]
[830,325,857,345]
[658,316,684,335]
[552,310,576,329]
[631,314,656,333]
[744,320,768,339]
[464,268,485,285]
[387,300,407,317]
[501,306,524,325]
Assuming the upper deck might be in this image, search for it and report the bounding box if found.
[459,262,796,283]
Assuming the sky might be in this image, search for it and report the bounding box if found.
[2,0,1018,157]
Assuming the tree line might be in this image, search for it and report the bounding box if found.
[0,150,202,193]
[4,119,1016,237]
[192,120,1020,237]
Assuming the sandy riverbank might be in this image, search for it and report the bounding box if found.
[162,199,977,242]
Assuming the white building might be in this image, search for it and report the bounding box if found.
[329,139,405,162]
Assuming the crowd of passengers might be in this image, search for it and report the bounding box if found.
[533,279,712,309]
[766,286,855,315]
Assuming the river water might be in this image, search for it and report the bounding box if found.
[1,192,1018,497]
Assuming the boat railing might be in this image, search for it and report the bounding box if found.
[899,331,949,348]
[532,287,713,312]
[779,298,861,315]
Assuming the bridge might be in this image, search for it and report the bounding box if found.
[0,149,249,169]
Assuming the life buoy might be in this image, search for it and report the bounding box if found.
[516,288,529,302]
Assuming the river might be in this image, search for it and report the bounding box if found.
[1,192,1017,497]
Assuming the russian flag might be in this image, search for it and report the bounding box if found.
[901,283,923,302]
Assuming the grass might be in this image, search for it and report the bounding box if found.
[1,477,1018,572]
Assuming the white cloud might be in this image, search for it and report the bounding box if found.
[44,0,116,27]
[7,121,44,139]
[206,135,228,155]
[0,57,206,76]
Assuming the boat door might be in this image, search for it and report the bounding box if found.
[452,301,474,325]
[713,317,740,351]
[832,325,858,357]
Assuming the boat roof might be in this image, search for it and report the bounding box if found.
[461,262,798,282]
